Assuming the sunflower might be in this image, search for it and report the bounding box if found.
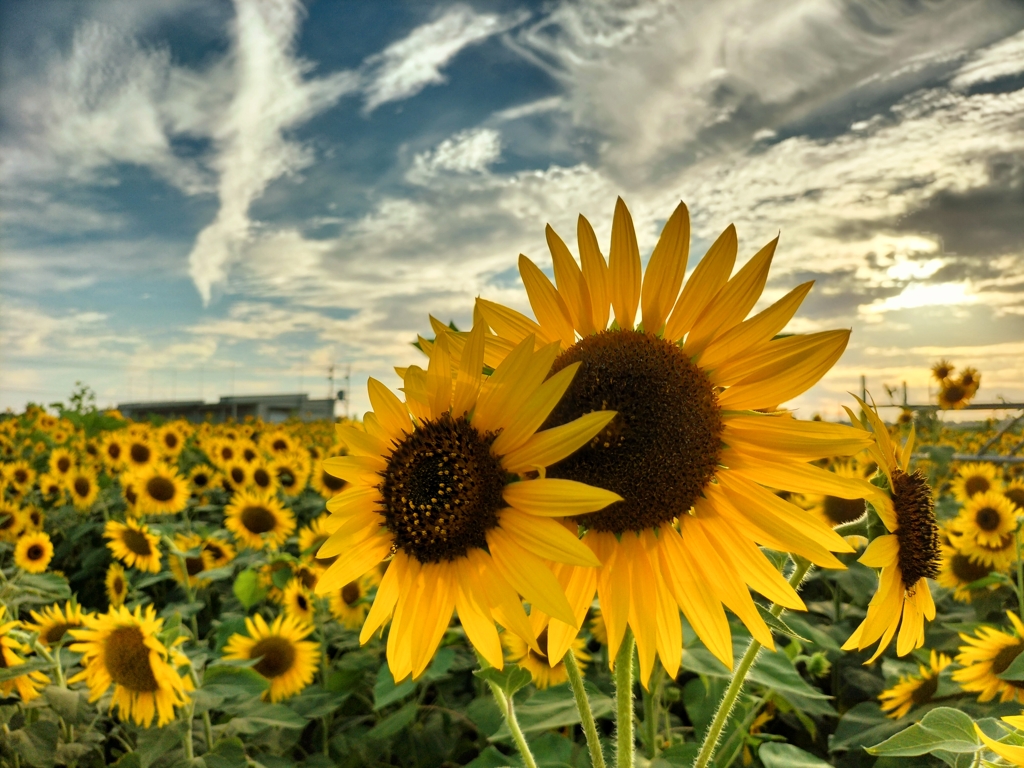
[134,463,190,515]
[939,381,973,410]
[201,536,236,569]
[1006,481,1024,513]
[238,440,260,464]
[49,447,76,478]
[896,408,914,426]
[124,435,158,472]
[931,359,954,383]
[503,628,591,690]
[38,473,64,503]
[954,612,1024,703]
[878,650,951,719]
[959,526,1018,571]
[0,501,25,543]
[328,570,381,630]
[222,614,319,702]
[842,398,940,662]
[0,606,50,702]
[101,432,127,471]
[168,533,213,588]
[69,604,192,727]
[222,460,251,491]
[104,519,162,573]
[952,462,1003,502]
[26,601,90,646]
[804,461,868,527]
[936,542,997,602]
[959,367,981,394]
[155,424,186,457]
[956,491,1019,548]
[187,464,220,499]
[67,466,100,511]
[310,452,348,498]
[247,458,278,495]
[282,579,316,624]
[14,531,54,573]
[590,609,608,646]
[106,563,129,607]
[298,514,335,566]
[444,198,872,683]
[315,325,622,681]
[271,452,311,496]
[7,460,36,493]
[262,430,297,456]
[23,505,44,531]
[224,490,295,550]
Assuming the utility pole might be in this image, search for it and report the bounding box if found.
[327,364,335,399]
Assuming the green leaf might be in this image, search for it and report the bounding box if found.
[289,689,351,718]
[464,745,521,768]
[202,664,270,697]
[135,572,176,589]
[224,702,308,733]
[367,701,419,740]
[112,754,142,768]
[491,682,613,741]
[759,743,831,768]
[757,604,810,642]
[10,720,59,768]
[136,720,188,768]
[43,685,86,723]
[232,569,266,610]
[999,649,1024,681]
[830,702,906,753]
[373,663,416,709]
[475,664,534,698]
[868,707,981,756]
[656,743,699,767]
[0,657,52,682]
[202,738,248,768]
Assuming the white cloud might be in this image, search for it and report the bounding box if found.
[406,128,502,183]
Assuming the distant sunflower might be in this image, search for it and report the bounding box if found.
[959,367,981,394]
[14,531,54,573]
[187,464,219,499]
[222,614,319,702]
[931,359,954,383]
[843,398,940,662]
[69,604,192,727]
[959,527,1018,571]
[310,453,347,498]
[23,506,44,531]
[124,436,157,472]
[155,424,186,457]
[589,609,608,646]
[444,198,872,683]
[316,325,620,680]
[67,466,100,511]
[101,432,127,470]
[951,462,1002,504]
[106,563,129,607]
[805,461,868,527]
[224,490,295,550]
[957,491,1019,548]
[879,650,951,719]
[48,447,76,478]
[209,438,238,468]
[0,606,50,702]
[271,452,310,496]
[38,473,64,502]
[896,408,914,426]
[248,459,278,495]
[939,381,973,410]
[1005,480,1024,514]
[105,519,162,573]
[281,579,315,624]
[936,543,996,603]
[134,463,190,515]
[26,601,90,646]
[298,514,335,566]
[328,570,381,630]
[223,460,251,491]
[954,612,1024,703]
[201,536,235,569]
[0,502,25,543]
[503,628,590,690]
[168,533,212,588]
[238,440,260,464]
[262,430,297,456]
[7,460,36,493]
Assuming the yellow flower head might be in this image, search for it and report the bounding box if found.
[14,531,54,574]
[104,519,162,573]
[957,491,1019,549]
[106,563,129,607]
[26,601,91,646]
[0,605,51,701]
[0,501,26,543]
[66,466,100,511]
[271,452,311,496]
[879,650,951,719]
[327,569,381,630]
[224,490,295,550]
[134,463,190,515]
[931,359,954,383]
[222,613,319,702]
[281,579,315,625]
[954,612,1024,704]
[936,541,996,603]
[502,627,590,690]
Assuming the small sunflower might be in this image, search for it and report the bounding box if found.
[247,459,278,495]
[238,440,260,464]
[878,650,951,719]
[222,614,319,702]
[26,601,90,646]
[843,398,940,662]
[959,527,1018,571]
[931,359,954,383]
[936,542,996,603]
[262,430,297,456]
[1006,480,1024,513]
[124,436,158,472]
[134,463,190,515]
[106,563,129,607]
[69,604,192,727]
[155,424,186,457]
[310,453,347,498]
[952,462,1003,503]
[168,533,213,588]
[271,452,311,496]
[101,432,127,470]
[201,536,236,569]
[104,519,162,573]
[503,628,590,690]
[959,367,981,394]
[6,460,36,493]
[222,460,251,491]
[327,570,381,630]
[896,408,914,426]
[281,579,316,624]
[22,505,44,531]
[48,447,76,478]
[0,501,25,543]
[38,473,64,502]
[0,606,50,702]
[187,465,219,499]
[14,531,54,573]
[66,466,100,511]
[805,461,868,527]
[957,491,1019,548]
[224,490,295,550]
[298,514,335,566]
[954,612,1024,704]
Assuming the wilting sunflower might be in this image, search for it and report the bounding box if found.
[298,514,335,566]
[954,612,1024,703]
[247,459,278,495]
[222,614,319,702]
[959,367,981,394]
[503,628,590,690]
[315,326,620,681]
[134,463,190,515]
[105,519,162,573]
[952,462,1003,503]
[201,536,236,569]
[123,435,157,472]
[67,466,100,511]
[0,501,25,543]
[48,447,76,478]
[224,490,295,550]
[282,579,315,624]
[804,461,868,527]
[444,198,872,683]
[14,531,54,573]
[956,491,1019,548]
[842,398,940,662]
[936,542,996,603]
[168,533,213,588]
[0,606,50,702]
[26,601,90,646]
[69,605,192,727]
[878,650,951,719]
[271,452,311,496]
[931,359,954,383]
[328,570,381,630]
[106,563,129,607]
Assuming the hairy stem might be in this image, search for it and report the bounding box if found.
[564,649,607,768]
[486,680,539,768]
[614,629,636,768]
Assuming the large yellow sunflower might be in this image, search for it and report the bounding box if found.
[314,326,621,681]
[951,462,1003,503]
[878,650,951,719]
[436,198,873,683]
[224,490,295,550]
[14,531,54,573]
[26,601,91,646]
[134,463,190,515]
[843,398,940,662]
[222,614,319,702]
[104,519,163,573]
[0,606,50,702]
[953,612,1024,704]
[106,563,129,607]
[328,569,381,630]
[503,627,590,690]
[956,491,1019,548]
[69,604,192,727]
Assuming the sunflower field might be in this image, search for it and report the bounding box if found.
[3,202,1024,768]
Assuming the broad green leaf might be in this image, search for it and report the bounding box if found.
[0,658,53,683]
[492,682,613,741]
[10,720,59,768]
[367,701,419,740]
[225,702,308,732]
[830,702,905,753]
[999,649,1024,681]
[868,707,981,756]
[759,743,831,768]
[655,743,699,767]
[202,738,248,768]
[135,720,188,768]
[202,664,270,697]
[475,664,534,698]
[374,663,416,709]
[232,569,266,610]
[757,604,810,641]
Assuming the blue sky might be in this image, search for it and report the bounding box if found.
[2,0,1024,420]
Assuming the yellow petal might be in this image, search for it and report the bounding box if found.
[487,528,577,626]
[402,365,433,423]
[426,332,453,418]
[360,554,402,643]
[623,534,659,686]
[578,214,610,330]
[367,378,413,441]
[502,410,618,475]
[476,298,554,347]
[454,561,503,669]
[473,335,538,432]
[362,412,391,443]
[547,224,595,335]
[491,363,580,456]
[502,478,622,517]
[859,534,898,568]
[452,322,486,417]
[318,511,381,557]
[520,254,576,348]
[499,509,599,567]
[471,549,542,656]
[544,562,597,664]
[411,562,456,677]
[609,197,641,330]
[325,484,380,517]
[640,201,689,335]
[322,455,386,483]
[593,534,630,664]
[975,725,1024,765]
[335,424,385,458]
[664,224,736,342]
[711,329,847,388]
[315,531,392,594]
[722,414,874,461]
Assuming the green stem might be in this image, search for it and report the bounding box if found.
[486,680,539,768]
[564,649,607,768]
[614,629,636,768]
[165,536,201,639]
[187,665,213,754]
[315,607,331,756]
[692,558,812,768]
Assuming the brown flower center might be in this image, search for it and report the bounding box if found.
[230,467,246,485]
[251,636,296,678]
[822,496,865,526]
[277,468,297,489]
[74,477,91,497]
[253,468,271,488]
[272,439,288,452]
[164,433,179,449]
[192,472,210,489]
[529,627,550,664]
[241,506,277,534]
[975,506,1001,531]
[341,581,361,606]
[107,443,122,460]
[147,476,177,503]
[44,622,73,644]
[992,641,1024,675]
[26,544,45,561]
[964,475,990,497]
[104,626,159,692]
[543,329,722,533]
[130,443,151,464]
[57,457,71,473]
[185,556,205,576]
[123,529,153,556]
[893,469,940,587]
[951,554,990,584]
[1006,488,1024,512]
[910,674,939,705]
